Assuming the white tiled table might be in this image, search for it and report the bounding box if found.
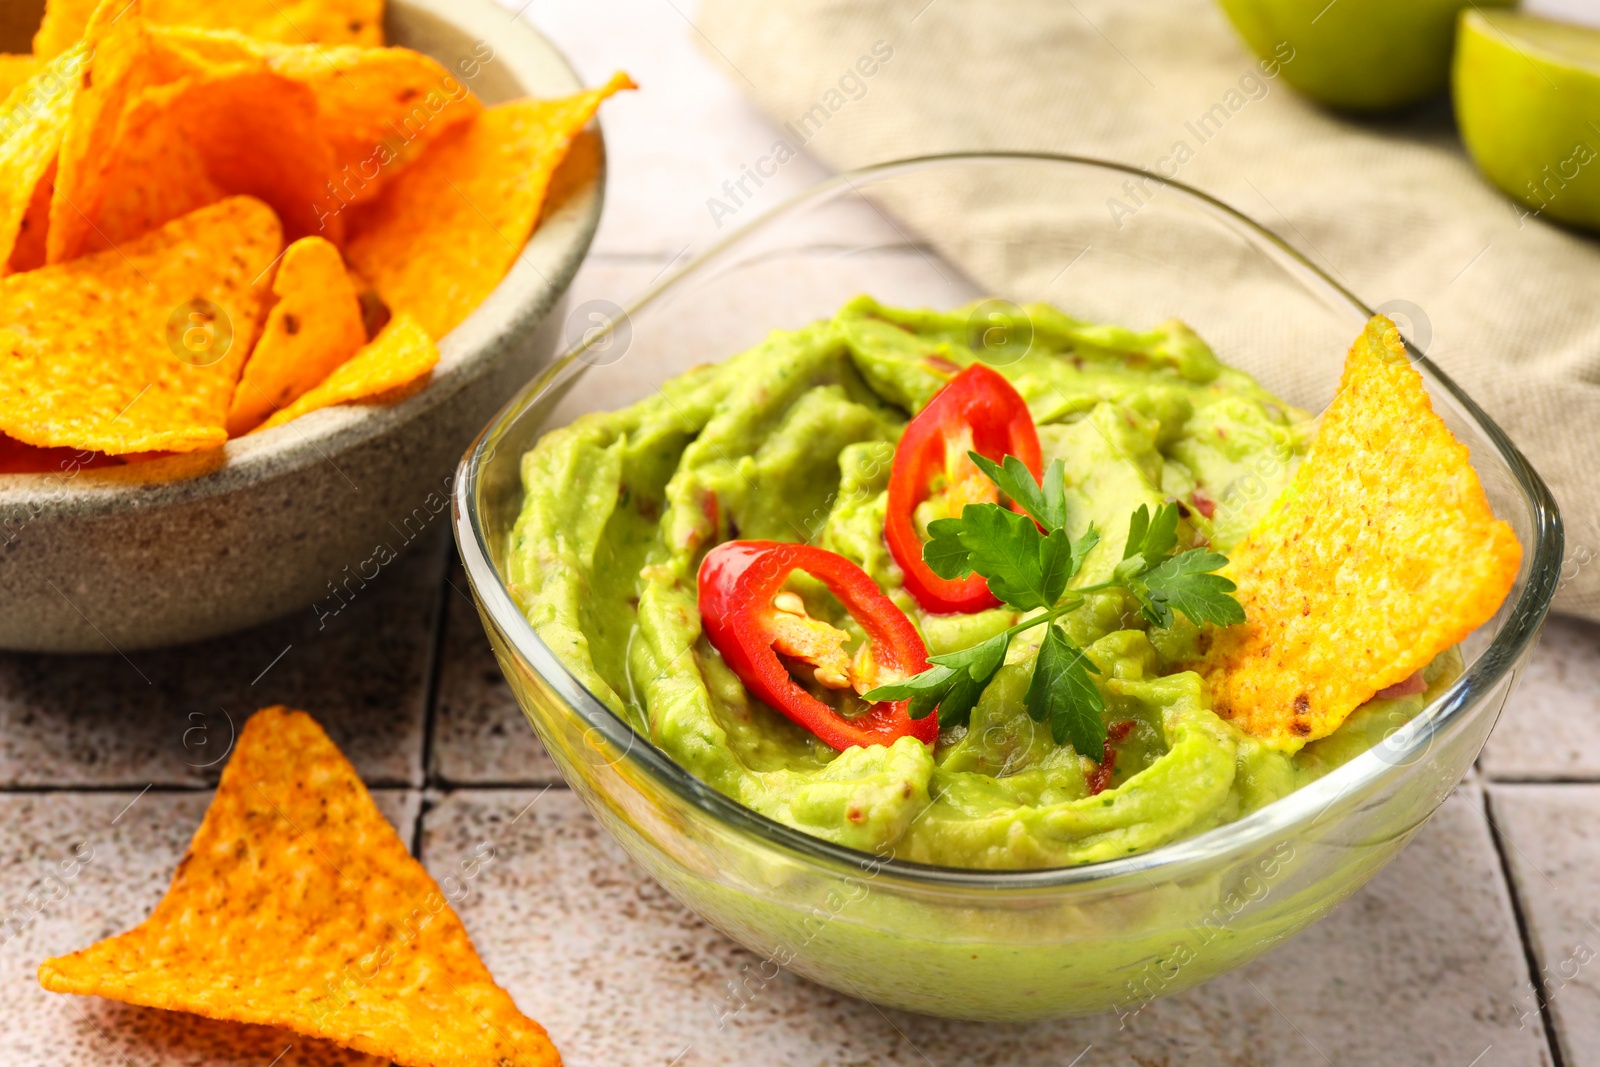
[2,2,1596,1064]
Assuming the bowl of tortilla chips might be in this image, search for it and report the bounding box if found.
[0,0,630,651]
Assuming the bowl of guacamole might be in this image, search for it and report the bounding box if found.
[455,155,1560,1019]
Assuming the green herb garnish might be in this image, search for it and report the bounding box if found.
[865,454,1244,757]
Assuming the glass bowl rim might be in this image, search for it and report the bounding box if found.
[455,150,1564,891]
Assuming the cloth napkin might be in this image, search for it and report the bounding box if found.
[696,0,1600,621]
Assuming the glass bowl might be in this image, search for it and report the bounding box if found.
[453,153,1561,1021]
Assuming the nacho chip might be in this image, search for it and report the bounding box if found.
[165,67,339,245]
[0,196,280,454]
[227,236,367,435]
[146,26,479,209]
[0,54,40,99]
[50,14,472,259]
[80,80,223,256]
[538,128,601,227]
[50,11,343,261]
[0,434,117,474]
[45,2,179,264]
[244,35,483,205]
[255,312,437,433]
[33,0,383,60]
[0,43,82,270]
[8,160,54,274]
[38,707,561,1067]
[346,73,635,339]
[1198,316,1522,751]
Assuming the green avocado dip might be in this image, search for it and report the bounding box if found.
[507,297,1456,870]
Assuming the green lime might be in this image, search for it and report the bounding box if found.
[1454,9,1600,233]
[1216,0,1512,113]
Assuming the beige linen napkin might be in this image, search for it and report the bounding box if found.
[696,0,1600,620]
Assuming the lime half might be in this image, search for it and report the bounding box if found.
[1454,9,1600,232]
[1216,0,1512,113]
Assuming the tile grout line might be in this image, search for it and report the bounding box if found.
[411,539,456,856]
[1481,775,1600,786]
[1482,788,1569,1067]
[429,778,573,791]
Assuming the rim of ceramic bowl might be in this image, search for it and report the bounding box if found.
[457,151,1564,891]
[0,0,603,515]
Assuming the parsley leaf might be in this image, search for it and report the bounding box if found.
[1027,622,1105,752]
[869,449,1244,759]
[922,517,973,580]
[929,503,1059,610]
[870,631,1012,728]
[970,453,1069,530]
[1120,502,1179,569]
[1134,550,1246,628]
[928,629,1011,677]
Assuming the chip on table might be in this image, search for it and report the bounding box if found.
[39,707,563,1067]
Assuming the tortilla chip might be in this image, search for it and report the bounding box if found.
[50,15,471,259]
[0,196,280,454]
[1198,316,1522,751]
[228,237,367,435]
[255,312,437,433]
[38,707,561,1067]
[244,35,483,205]
[0,434,118,474]
[167,68,339,245]
[49,11,345,261]
[34,0,383,60]
[45,2,177,264]
[346,73,635,339]
[8,160,54,274]
[0,54,40,99]
[0,43,83,270]
[144,26,478,211]
[538,128,601,227]
[79,80,223,256]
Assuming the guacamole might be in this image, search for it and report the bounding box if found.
[508,297,1451,870]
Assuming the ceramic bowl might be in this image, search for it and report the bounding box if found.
[455,153,1562,1020]
[0,0,603,652]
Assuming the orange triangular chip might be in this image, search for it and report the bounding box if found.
[1198,315,1522,751]
[0,53,40,98]
[346,72,635,339]
[0,196,280,454]
[0,43,82,270]
[46,1,186,264]
[33,0,383,60]
[0,433,118,474]
[256,311,438,433]
[8,160,55,275]
[237,33,484,206]
[47,9,478,261]
[227,236,368,435]
[39,707,561,1067]
[48,7,341,262]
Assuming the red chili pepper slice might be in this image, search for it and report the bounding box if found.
[885,363,1043,614]
[698,540,936,751]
